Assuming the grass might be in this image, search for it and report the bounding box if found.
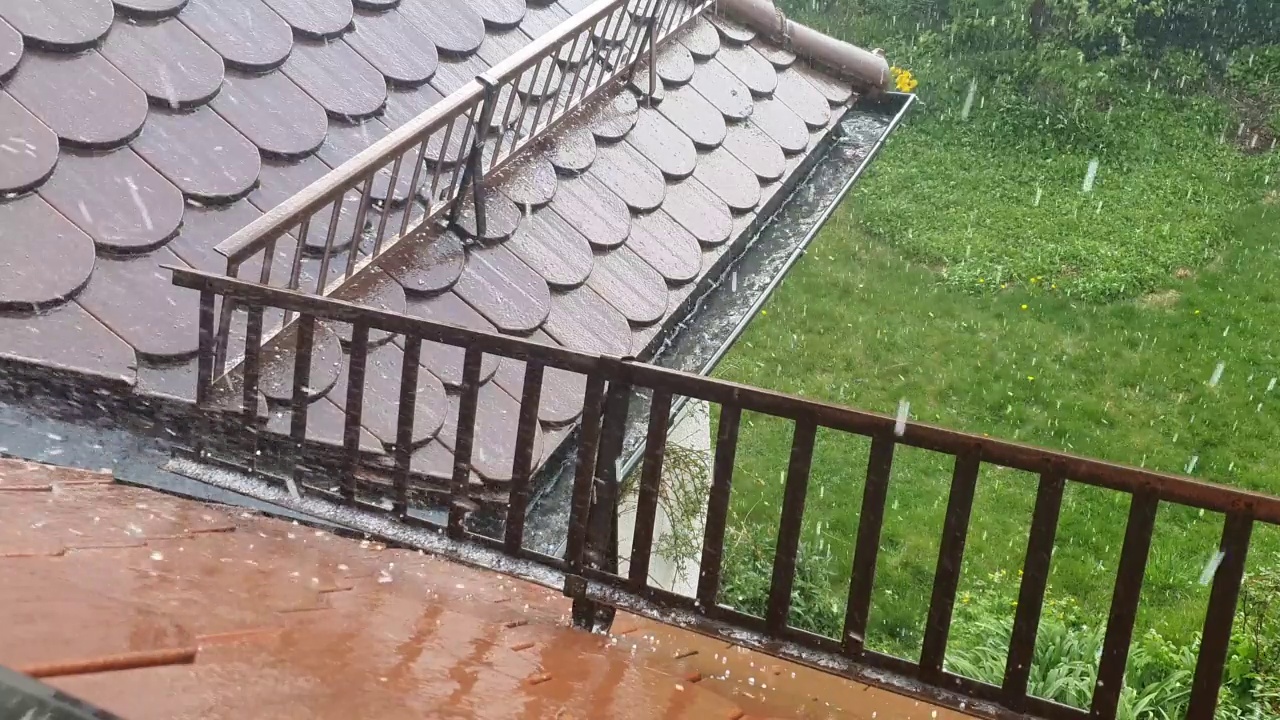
[714,176,1280,657]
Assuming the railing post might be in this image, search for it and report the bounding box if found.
[450,79,499,241]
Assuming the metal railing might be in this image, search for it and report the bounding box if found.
[170,267,1280,720]
[206,0,713,379]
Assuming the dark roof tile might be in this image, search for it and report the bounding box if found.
[689,58,754,120]
[750,96,809,154]
[6,50,148,149]
[178,0,293,72]
[398,0,486,57]
[0,0,112,52]
[0,18,23,79]
[716,44,777,97]
[345,8,439,87]
[329,268,409,347]
[549,124,597,173]
[259,320,346,402]
[212,69,327,157]
[693,145,760,212]
[452,193,522,243]
[551,174,631,249]
[131,106,261,202]
[500,155,558,207]
[657,83,726,149]
[475,27,533,67]
[76,248,199,360]
[0,302,135,383]
[723,121,786,182]
[676,14,719,60]
[452,244,551,333]
[653,41,695,85]
[112,0,189,19]
[282,39,388,121]
[543,284,632,356]
[625,108,696,179]
[752,38,796,69]
[382,82,445,127]
[793,62,855,105]
[167,201,267,272]
[39,147,185,253]
[0,92,58,195]
[267,396,386,454]
[433,381,544,483]
[518,2,570,39]
[506,207,593,289]
[629,69,666,103]
[473,0,527,29]
[315,117,411,204]
[585,246,668,326]
[99,16,225,109]
[382,230,466,296]
[590,92,639,142]
[625,208,702,285]
[661,175,732,246]
[262,0,353,39]
[708,13,756,45]
[774,66,832,129]
[327,340,448,446]
[403,290,502,387]
[0,195,95,311]
[589,140,666,212]
[491,330,585,425]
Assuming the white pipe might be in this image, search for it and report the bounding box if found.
[716,0,891,93]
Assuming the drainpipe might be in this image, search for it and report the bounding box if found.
[716,0,891,93]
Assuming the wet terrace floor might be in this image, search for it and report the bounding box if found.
[0,457,965,720]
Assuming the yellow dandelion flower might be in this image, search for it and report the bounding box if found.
[1020,304,1028,310]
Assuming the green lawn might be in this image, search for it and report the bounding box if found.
[713,173,1280,658]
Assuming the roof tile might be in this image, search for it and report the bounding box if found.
[0,0,113,52]
[0,92,58,195]
[249,156,365,254]
[212,69,328,157]
[716,43,778,97]
[499,155,558,207]
[723,120,786,182]
[550,174,632,249]
[589,139,666,212]
[6,50,148,149]
[0,302,135,384]
[178,0,293,71]
[543,284,631,355]
[676,14,719,60]
[397,0,486,57]
[549,124,597,173]
[326,339,449,446]
[262,0,353,39]
[403,290,502,387]
[0,194,95,311]
[132,106,261,202]
[625,108,697,179]
[38,147,186,253]
[112,0,189,19]
[657,83,726,149]
[452,244,551,333]
[688,58,754,120]
[267,395,387,454]
[774,66,832,128]
[661,175,732,246]
[0,18,24,79]
[625,208,702,285]
[282,38,388,121]
[99,16,225,109]
[258,320,346,402]
[345,7,440,87]
[382,230,467,296]
[585,246,669,326]
[76,249,199,361]
[433,381,545,483]
[505,207,594,289]
[750,96,810,154]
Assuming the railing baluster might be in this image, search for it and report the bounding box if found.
[919,450,982,680]
[505,361,545,555]
[341,322,370,504]
[212,261,240,375]
[398,140,430,238]
[1002,471,1067,706]
[1090,491,1159,719]
[288,316,315,498]
[194,289,216,457]
[345,178,375,278]
[448,346,486,538]
[314,199,344,294]
[392,336,421,517]
[241,305,265,470]
[590,373,632,570]
[697,404,740,611]
[372,155,402,255]
[629,388,672,591]
[843,433,896,655]
[766,417,818,634]
[566,374,608,573]
[284,218,310,325]
[1186,513,1254,720]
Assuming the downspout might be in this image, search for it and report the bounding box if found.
[716,0,891,93]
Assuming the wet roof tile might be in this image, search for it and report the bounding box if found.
[113,0,189,18]
[505,207,594,289]
[249,156,363,253]
[693,145,761,212]
[794,61,855,105]
[661,175,732,246]
[6,50,148,149]
[585,246,668,326]
[657,83,726,149]
[589,140,666,212]
[549,124,596,173]
[708,13,756,45]
[750,96,810,154]
[403,290,502,387]
[0,92,58,195]
[543,285,632,356]
[38,147,186,253]
[717,43,778,97]
[676,14,719,60]
[397,0,486,56]
[653,41,695,85]
[723,120,786,182]
[259,321,346,402]
[774,65,833,128]
[453,245,551,334]
[550,174,631,249]
[0,195,95,311]
[132,106,261,202]
[268,395,387,454]
[381,230,466,295]
[499,155,558,207]
[0,0,113,52]
[212,69,328,157]
[433,381,545,482]
[178,0,293,71]
[283,38,388,121]
[473,0,527,28]
[76,249,199,361]
[624,107,697,179]
[99,16,225,109]
[752,37,796,69]
[327,339,449,446]
[345,7,439,86]
[0,18,20,79]
[625,208,702,285]
[0,302,136,383]
[329,268,409,346]
[590,92,639,142]
[263,0,353,39]
[688,58,755,120]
